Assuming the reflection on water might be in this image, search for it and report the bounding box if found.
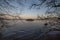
[0,20,60,40]
[2,20,43,36]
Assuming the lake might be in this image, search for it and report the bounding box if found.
[0,20,60,40]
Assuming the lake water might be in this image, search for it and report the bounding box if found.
[1,20,60,40]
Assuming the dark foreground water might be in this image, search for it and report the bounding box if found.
[0,20,60,40]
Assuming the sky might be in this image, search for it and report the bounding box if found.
[0,0,60,18]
